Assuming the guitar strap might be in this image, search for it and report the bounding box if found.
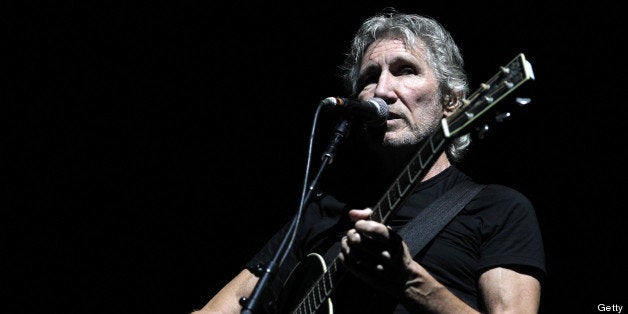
[397,180,486,256]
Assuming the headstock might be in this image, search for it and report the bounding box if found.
[442,53,535,140]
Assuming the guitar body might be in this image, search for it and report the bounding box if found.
[274,253,333,314]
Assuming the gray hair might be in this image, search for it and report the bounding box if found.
[341,10,471,161]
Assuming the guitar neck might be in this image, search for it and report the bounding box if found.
[294,255,344,314]
[292,129,447,313]
[371,129,447,224]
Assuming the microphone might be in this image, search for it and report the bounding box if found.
[320,97,389,126]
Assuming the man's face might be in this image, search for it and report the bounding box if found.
[357,38,443,147]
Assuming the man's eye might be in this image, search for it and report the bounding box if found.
[398,67,416,75]
[357,75,377,89]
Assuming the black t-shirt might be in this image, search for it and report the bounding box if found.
[246,166,546,313]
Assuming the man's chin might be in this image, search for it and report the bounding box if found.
[362,128,420,151]
[381,132,419,147]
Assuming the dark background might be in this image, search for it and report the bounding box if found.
[3,1,626,313]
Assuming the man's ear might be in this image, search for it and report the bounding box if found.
[442,92,463,117]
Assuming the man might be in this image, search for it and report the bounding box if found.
[194,9,545,313]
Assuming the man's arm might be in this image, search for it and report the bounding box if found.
[479,267,541,313]
[340,208,541,313]
[340,209,481,313]
[396,258,481,313]
[191,269,259,314]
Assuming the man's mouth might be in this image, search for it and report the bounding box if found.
[387,112,402,120]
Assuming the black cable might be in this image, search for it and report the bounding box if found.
[241,101,325,313]
[278,102,324,265]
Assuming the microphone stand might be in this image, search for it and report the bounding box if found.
[241,118,351,314]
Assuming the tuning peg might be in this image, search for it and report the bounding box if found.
[252,263,266,277]
[495,112,511,123]
[515,97,531,106]
[476,124,490,140]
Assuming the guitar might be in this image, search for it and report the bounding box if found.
[273,53,536,314]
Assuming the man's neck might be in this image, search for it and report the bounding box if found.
[374,146,451,185]
[422,153,451,182]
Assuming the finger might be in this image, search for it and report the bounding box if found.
[339,235,348,262]
[340,234,371,268]
[342,248,402,287]
[345,230,398,270]
[348,208,373,222]
[346,226,389,254]
[348,233,395,261]
[353,223,405,258]
[352,247,394,268]
[354,220,391,241]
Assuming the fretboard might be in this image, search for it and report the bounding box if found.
[292,128,447,313]
[371,129,447,224]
